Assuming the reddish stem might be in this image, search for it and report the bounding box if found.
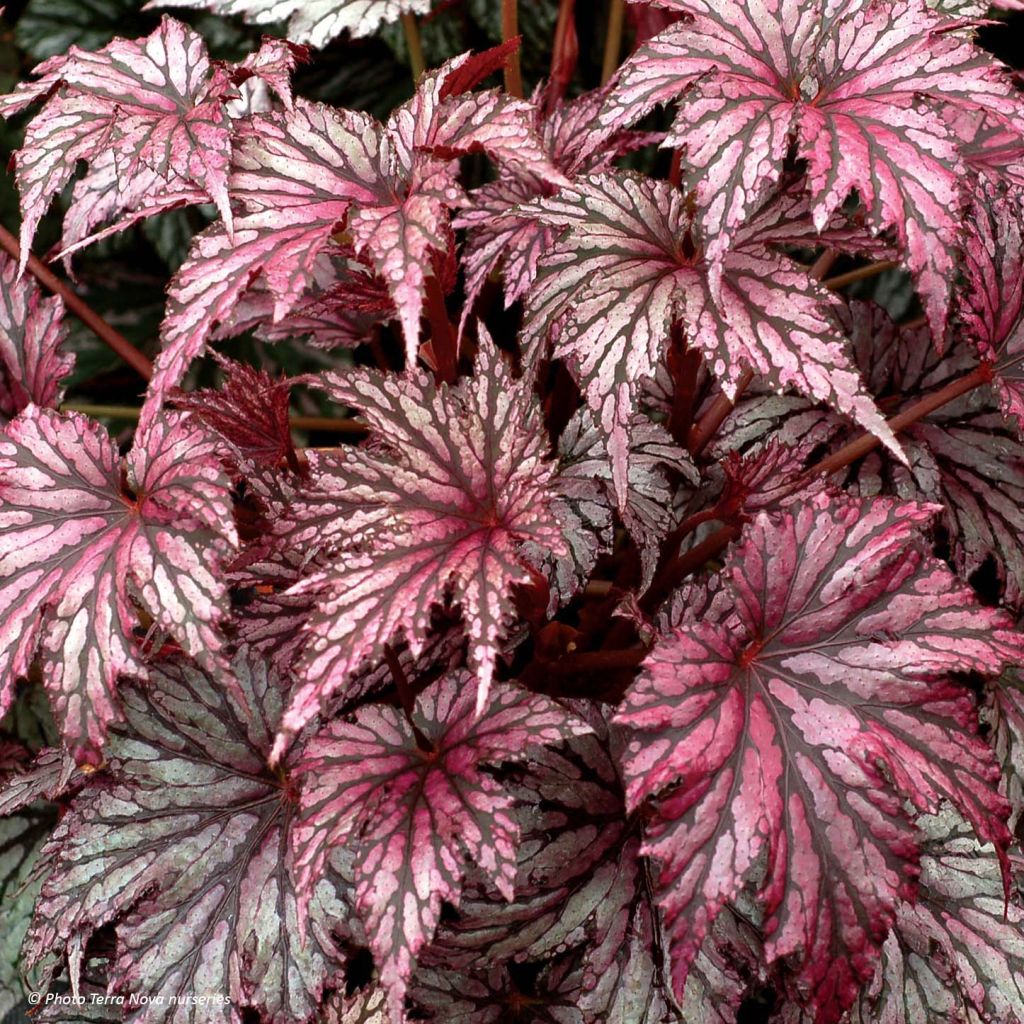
[502,0,524,97]
[424,274,458,384]
[642,524,740,612]
[669,150,684,188]
[385,645,431,750]
[807,363,993,479]
[821,260,899,291]
[550,0,578,103]
[667,329,701,446]
[0,223,153,381]
[687,368,754,456]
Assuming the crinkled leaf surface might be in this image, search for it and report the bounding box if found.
[151,0,432,45]
[1,808,53,1020]
[456,82,657,315]
[0,17,281,262]
[615,492,1023,1022]
[0,746,81,817]
[850,808,1024,1024]
[961,189,1024,434]
[542,408,697,596]
[713,298,1024,613]
[0,253,72,425]
[292,672,587,1019]
[145,49,553,425]
[525,172,901,503]
[24,648,351,1024]
[277,339,568,753]
[0,407,236,762]
[603,0,1024,339]
[172,356,297,469]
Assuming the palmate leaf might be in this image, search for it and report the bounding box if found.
[524,172,901,503]
[603,0,1024,340]
[0,407,237,763]
[0,253,73,425]
[710,299,1024,613]
[292,672,587,1019]
[172,355,297,469]
[456,82,658,316]
[961,188,1024,433]
[24,648,352,1024]
[152,0,432,46]
[0,18,296,265]
[850,808,1024,1024]
[543,409,697,597]
[614,492,1024,1023]
[145,47,553,425]
[1,808,54,1020]
[274,337,568,754]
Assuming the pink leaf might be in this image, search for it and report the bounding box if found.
[0,407,237,762]
[615,491,1023,1022]
[524,172,902,506]
[148,0,434,46]
[292,672,588,1020]
[0,252,72,424]
[276,336,569,754]
[603,0,1024,342]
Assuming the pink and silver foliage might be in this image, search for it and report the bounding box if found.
[0,407,237,762]
[150,0,433,47]
[3,2,1024,1023]
[292,672,588,1019]
[276,335,570,751]
[0,253,73,424]
[604,0,1024,342]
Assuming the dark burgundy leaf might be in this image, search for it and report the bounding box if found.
[172,356,296,469]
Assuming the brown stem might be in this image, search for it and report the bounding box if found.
[424,275,458,384]
[502,0,524,97]
[807,363,993,479]
[669,150,684,188]
[667,329,701,446]
[642,524,740,612]
[687,368,754,456]
[401,12,426,81]
[821,260,899,291]
[0,224,153,381]
[601,0,626,84]
[660,505,727,559]
[808,248,839,281]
